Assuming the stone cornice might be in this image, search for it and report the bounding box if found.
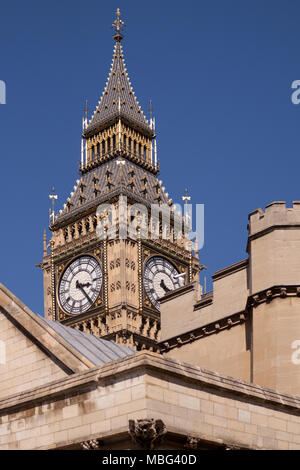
[247,225,300,246]
[1,352,300,417]
[247,284,300,308]
[159,311,247,351]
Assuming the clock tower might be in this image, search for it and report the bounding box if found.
[40,10,201,351]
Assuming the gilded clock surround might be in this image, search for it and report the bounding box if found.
[56,253,103,318]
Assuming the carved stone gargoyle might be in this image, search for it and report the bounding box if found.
[128,419,167,449]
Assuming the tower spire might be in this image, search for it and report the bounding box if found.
[83,18,153,140]
[112,8,125,42]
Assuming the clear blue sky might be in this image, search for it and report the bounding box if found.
[0,0,300,315]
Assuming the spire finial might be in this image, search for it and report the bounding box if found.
[182,188,191,206]
[149,100,153,121]
[112,8,125,42]
[49,187,58,225]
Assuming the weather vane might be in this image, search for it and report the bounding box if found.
[49,187,58,224]
[112,8,125,42]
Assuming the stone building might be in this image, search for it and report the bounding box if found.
[0,10,300,450]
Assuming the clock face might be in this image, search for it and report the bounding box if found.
[144,256,184,310]
[58,256,103,315]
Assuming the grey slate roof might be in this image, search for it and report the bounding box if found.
[43,317,135,366]
[54,157,170,225]
[83,41,153,138]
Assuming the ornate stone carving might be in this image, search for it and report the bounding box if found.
[266,289,272,300]
[129,419,166,449]
[247,285,300,310]
[185,436,200,449]
[280,287,287,298]
[81,439,103,450]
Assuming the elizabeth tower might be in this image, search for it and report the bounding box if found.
[40,10,200,351]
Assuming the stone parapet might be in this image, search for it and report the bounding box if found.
[248,201,300,238]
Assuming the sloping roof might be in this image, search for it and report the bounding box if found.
[83,41,153,138]
[53,157,170,226]
[43,318,134,366]
[0,282,135,373]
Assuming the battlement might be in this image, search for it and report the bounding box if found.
[248,201,300,237]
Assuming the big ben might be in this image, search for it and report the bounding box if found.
[40,10,201,352]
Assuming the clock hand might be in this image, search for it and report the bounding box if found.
[76,280,91,289]
[160,279,171,293]
[81,282,91,288]
[76,280,93,303]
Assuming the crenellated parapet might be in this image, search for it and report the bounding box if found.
[247,201,300,292]
[248,201,300,239]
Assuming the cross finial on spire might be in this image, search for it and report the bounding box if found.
[112,8,125,42]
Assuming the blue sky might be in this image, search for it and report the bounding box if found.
[0,0,300,314]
